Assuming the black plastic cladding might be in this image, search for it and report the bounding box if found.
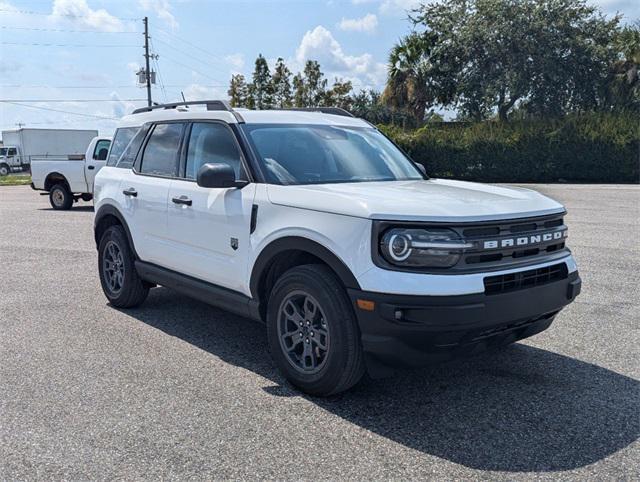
[372,212,571,275]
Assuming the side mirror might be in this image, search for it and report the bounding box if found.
[196,162,248,189]
[415,163,427,176]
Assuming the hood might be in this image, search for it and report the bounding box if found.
[266,179,565,222]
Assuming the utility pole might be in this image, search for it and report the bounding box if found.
[143,16,152,107]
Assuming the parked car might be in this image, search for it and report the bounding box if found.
[31,136,111,210]
[1,128,98,175]
[93,101,581,396]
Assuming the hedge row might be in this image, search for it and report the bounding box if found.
[381,112,639,183]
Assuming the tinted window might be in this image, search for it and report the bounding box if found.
[93,139,111,160]
[116,126,149,169]
[107,127,138,166]
[7,148,16,156]
[140,123,183,177]
[185,123,243,180]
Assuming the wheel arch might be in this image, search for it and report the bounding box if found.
[44,172,70,192]
[250,236,361,320]
[94,204,138,258]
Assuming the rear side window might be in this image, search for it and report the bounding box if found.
[139,123,184,177]
[185,122,243,180]
[107,127,138,166]
[116,126,149,169]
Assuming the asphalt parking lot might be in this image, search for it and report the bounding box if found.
[1,184,638,479]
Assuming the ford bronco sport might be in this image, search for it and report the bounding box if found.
[93,101,581,396]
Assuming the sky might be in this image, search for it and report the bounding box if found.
[0,0,637,136]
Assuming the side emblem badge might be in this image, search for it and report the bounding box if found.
[230,237,239,250]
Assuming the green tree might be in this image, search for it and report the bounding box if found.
[251,54,273,109]
[227,74,249,108]
[324,79,353,109]
[412,0,621,120]
[382,32,435,125]
[271,58,293,108]
[303,60,328,106]
[292,73,305,107]
[604,23,640,110]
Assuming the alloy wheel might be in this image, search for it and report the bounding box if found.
[277,290,330,374]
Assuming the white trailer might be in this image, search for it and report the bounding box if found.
[0,128,98,175]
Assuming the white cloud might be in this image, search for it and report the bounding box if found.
[138,0,178,30]
[351,0,376,4]
[295,26,387,88]
[225,53,245,72]
[338,13,378,33]
[50,0,124,32]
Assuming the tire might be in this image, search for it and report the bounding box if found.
[267,264,365,396]
[98,225,149,308]
[0,164,9,176]
[49,184,73,210]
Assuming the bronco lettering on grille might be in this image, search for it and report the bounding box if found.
[483,229,567,250]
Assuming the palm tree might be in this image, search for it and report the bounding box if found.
[382,32,434,126]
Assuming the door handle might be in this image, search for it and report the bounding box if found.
[122,188,138,197]
[172,195,192,206]
[87,165,95,170]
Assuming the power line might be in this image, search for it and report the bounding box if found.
[0,84,227,89]
[150,37,168,103]
[0,25,139,33]
[154,27,229,64]
[0,101,119,120]
[1,41,138,47]
[0,8,138,21]
[159,52,228,84]
[0,99,147,102]
[153,37,228,68]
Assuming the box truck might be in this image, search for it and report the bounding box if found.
[0,128,98,175]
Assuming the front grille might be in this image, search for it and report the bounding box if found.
[484,263,568,295]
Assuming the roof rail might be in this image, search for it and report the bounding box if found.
[284,107,355,118]
[131,100,245,122]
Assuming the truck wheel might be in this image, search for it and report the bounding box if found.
[49,184,73,210]
[0,164,9,176]
[267,264,365,396]
[98,225,149,308]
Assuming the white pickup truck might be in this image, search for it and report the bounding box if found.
[31,136,111,210]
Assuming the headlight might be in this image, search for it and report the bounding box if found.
[380,228,473,268]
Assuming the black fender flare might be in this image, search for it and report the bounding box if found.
[94,204,138,258]
[249,236,361,299]
[44,172,70,191]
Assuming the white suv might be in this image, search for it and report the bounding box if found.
[93,101,581,396]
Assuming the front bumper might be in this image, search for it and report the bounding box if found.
[348,270,581,377]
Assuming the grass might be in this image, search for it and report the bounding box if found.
[0,174,32,186]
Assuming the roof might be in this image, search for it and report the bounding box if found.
[117,106,371,129]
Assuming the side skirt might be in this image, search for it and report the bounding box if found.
[135,261,262,322]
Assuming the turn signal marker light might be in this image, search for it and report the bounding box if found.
[356,299,375,311]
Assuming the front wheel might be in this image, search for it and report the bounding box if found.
[98,225,149,308]
[0,164,9,176]
[267,264,365,396]
[49,184,73,210]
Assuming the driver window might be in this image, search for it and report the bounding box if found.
[185,122,243,180]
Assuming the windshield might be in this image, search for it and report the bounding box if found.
[242,124,424,185]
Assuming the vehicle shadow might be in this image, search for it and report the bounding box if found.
[38,206,94,212]
[121,287,639,473]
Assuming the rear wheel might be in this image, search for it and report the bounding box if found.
[49,184,73,210]
[98,225,149,308]
[267,264,365,396]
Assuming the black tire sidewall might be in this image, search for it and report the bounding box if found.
[49,184,72,210]
[0,164,8,176]
[98,226,138,305]
[267,265,362,395]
